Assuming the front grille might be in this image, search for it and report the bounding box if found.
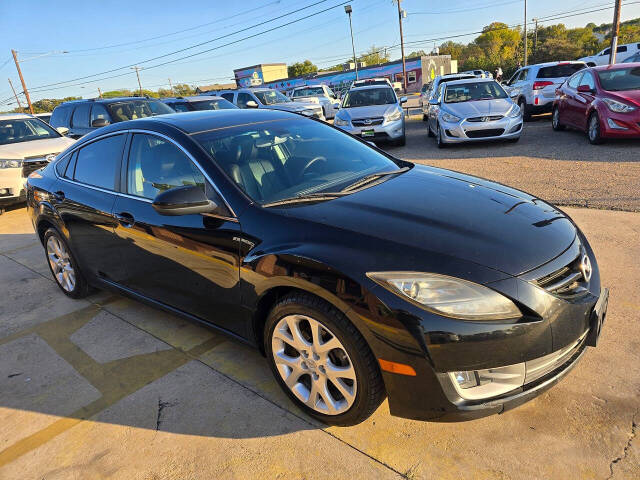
[352,117,384,127]
[466,115,504,122]
[534,252,587,297]
[22,160,48,177]
[465,128,504,138]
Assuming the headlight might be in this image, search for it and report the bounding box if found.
[0,159,22,169]
[441,112,461,123]
[367,272,521,321]
[603,98,636,113]
[334,116,349,126]
[386,109,402,122]
[507,104,521,117]
[300,109,314,116]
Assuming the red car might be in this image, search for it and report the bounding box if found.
[552,63,640,144]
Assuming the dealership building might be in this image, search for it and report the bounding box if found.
[232,55,457,94]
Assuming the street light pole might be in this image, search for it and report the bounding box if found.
[11,50,33,114]
[344,5,358,80]
[609,0,622,64]
[8,78,23,112]
[396,0,408,92]
[523,0,528,66]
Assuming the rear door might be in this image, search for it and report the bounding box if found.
[52,133,127,281]
[111,132,246,337]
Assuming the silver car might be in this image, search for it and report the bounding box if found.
[420,73,476,121]
[427,78,523,147]
[334,85,407,146]
[502,61,586,121]
[217,88,325,120]
[290,84,341,119]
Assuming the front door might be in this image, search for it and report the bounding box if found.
[574,71,597,131]
[111,132,246,337]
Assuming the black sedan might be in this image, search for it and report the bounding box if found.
[25,109,608,426]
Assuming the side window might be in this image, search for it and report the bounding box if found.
[50,105,72,128]
[55,153,72,177]
[601,48,611,56]
[520,68,530,80]
[568,72,583,89]
[90,104,110,126]
[126,134,205,200]
[71,103,91,128]
[171,103,190,112]
[617,45,627,53]
[73,134,125,190]
[435,83,444,101]
[507,70,521,86]
[579,72,596,90]
[221,92,234,103]
[237,92,255,108]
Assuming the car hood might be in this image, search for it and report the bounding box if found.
[606,90,640,107]
[269,101,319,112]
[442,98,514,118]
[281,165,576,276]
[340,104,397,119]
[0,136,76,159]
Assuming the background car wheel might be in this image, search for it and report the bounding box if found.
[427,123,434,137]
[436,124,447,148]
[394,130,406,146]
[588,112,604,145]
[552,107,565,131]
[43,228,91,298]
[265,293,385,426]
[519,99,532,122]
[422,113,428,122]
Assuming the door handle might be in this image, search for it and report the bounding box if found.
[52,190,65,202]
[115,212,135,227]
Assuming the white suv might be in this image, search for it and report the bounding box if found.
[579,42,640,66]
[0,114,75,212]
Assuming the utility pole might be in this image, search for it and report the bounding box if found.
[533,18,539,64]
[344,5,358,80]
[11,50,33,114]
[8,78,23,112]
[609,0,622,64]
[396,0,408,92]
[523,0,528,66]
[168,78,174,95]
[97,87,102,98]
[131,66,143,96]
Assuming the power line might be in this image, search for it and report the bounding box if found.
[410,0,522,15]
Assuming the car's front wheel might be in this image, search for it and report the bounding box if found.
[588,112,604,145]
[436,123,447,148]
[265,293,385,426]
[519,98,532,122]
[43,227,91,298]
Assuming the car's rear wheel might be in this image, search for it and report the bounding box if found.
[552,107,565,131]
[265,293,385,426]
[588,112,604,145]
[43,228,91,298]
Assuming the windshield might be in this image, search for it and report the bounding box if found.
[106,100,174,121]
[0,118,60,145]
[597,67,640,91]
[293,87,325,97]
[444,81,508,103]
[254,90,290,105]
[342,88,396,108]
[194,118,401,205]
[191,99,237,111]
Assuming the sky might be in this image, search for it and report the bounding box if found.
[1,0,639,107]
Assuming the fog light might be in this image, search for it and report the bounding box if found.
[607,118,628,130]
[449,363,525,400]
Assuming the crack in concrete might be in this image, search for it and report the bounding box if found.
[607,410,638,479]
[155,397,177,431]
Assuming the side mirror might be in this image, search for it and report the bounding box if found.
[577,85,594,94]
[56,126,69,136]
[91,118,110,128]
[429,98,440,106]
[245,100,259,108]
[400,96,408,104]
[152,185,218,216]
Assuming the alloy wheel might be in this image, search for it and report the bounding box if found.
[552,109,559,129]
[589,115,599,142]
[271,314,357,415]
[46,235,76,292]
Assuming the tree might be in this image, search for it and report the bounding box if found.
[288,60,318,78]
[357,45,390,66]
[407,50,427,58]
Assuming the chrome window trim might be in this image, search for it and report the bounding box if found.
[53,128,238,220]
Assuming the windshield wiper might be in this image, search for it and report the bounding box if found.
[262,191,349,208]
[340,167,409,193]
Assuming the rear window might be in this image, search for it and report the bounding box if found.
[50,105,73,128]
[537,64,585,79]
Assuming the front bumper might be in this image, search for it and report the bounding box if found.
[336,118,405,141]
[600,110,640,139]
[0,167,26,206]
[439,115,522,143]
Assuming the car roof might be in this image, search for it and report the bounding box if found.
[293,85,325,89]
[0,113,36,120]
[348,84,395,92]
[444,78,497,87]
[591,62,640,71]
[109,108,297,135]
[527,61,586,68]
[162,95,224,102]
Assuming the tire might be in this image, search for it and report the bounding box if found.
[436,123,447,148]
[43,228,91,299]
[264,293,385,426]
[587,112,604,145]
[427,122,434,137]
[422,113,428,122]
[519,98,532,122]
[394,132,406,146]
[552,107,565,131]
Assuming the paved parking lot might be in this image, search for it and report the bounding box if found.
[0,118,638,479]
